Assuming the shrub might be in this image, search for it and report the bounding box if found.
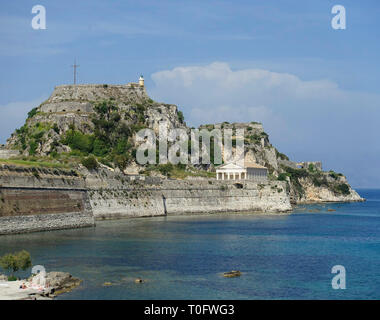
[93,138,109,156]
[63,130,94,154]
[114,154,129,170]
[33,131,45,142]
[50,151,58,158]
[334,183,350,195]
[283,166,309,179]
[177,111,184,123]
[249,134,262,144]
[312,175,328,187]
[81,155,98,170]
[29,140,38,155]
[277,173,289,181]
[27,108,38,119]
[115,138,131,155]
[0,250,32,277]
[276,149,289,161]
[329,171,341,180]
[157,164,174,177]
[53,123,60,134]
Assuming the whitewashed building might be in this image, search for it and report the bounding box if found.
[216,162,268,181]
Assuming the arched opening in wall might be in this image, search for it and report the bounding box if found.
[77,109,81,112]
[62,109,66,112]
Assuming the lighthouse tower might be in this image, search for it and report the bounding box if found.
[139,75,144,87]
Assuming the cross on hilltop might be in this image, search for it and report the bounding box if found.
[71,60,79,85]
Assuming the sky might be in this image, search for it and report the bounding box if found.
[0,0,379,188]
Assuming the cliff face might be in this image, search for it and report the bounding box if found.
[289,174,363,203]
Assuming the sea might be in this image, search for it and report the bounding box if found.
[0,189,379,300]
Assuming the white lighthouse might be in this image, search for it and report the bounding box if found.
[139,75,144,87]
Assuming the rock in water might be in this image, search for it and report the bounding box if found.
[45,272,81,295]
[223,270,242,278]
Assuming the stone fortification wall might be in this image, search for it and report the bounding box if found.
[0,165,94,235]
[47,84,148,104]
[0,149,20,159]
[85,170,292,220]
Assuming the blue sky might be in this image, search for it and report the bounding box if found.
[0,0,379,188]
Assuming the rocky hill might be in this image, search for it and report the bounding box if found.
[4,81,363,204]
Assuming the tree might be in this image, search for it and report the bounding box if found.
[0,250,32,278]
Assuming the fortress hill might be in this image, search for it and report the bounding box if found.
[0,75,364,235]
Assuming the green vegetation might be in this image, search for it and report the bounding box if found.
[334,183,350,195]
[27,107,38,119]
[141,163,215,179]
[247,132,268,145]
[277,172,290,181]
[14,122,56,155]
[0,158,70,169]
[329,170,343,180]
[177,111,184,123]
[62,129,94,154]
[280,166,310,196]
[247,134,261,144]
[0,250,32,279]
[81,155,98,170]
[279,165,352,198]
[311,173,329,187]
[58,100,142,170]
[275,149,289,161]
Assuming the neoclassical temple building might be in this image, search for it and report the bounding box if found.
[216,162,268,181]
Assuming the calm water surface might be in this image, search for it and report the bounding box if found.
[0,189,379,299]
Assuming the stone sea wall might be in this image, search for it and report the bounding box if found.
[0,165,95,235]
[85,170,292,219]
[0,165,292,234]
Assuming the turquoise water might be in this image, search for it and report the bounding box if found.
[0,189,379,299]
